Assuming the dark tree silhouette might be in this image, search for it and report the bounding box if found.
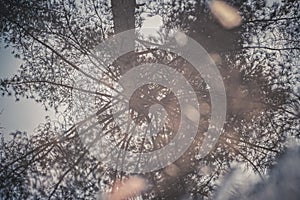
[0,0,299,199]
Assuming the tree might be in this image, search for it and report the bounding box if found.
[0,0,299,199]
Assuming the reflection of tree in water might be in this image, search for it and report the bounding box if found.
[0,0,299,199]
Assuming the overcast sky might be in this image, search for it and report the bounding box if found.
[0,16,163,140]
[0,43,56,139]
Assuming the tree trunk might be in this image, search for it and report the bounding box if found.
[111,0,136,75]
[111,0,136,34]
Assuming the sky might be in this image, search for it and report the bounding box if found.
[0,2,299,199]
[0,43,56,139]
[1,8,298,138]
[0,15,163,140]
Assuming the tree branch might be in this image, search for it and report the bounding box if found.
[244,16,300,24]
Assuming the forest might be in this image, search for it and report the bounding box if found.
[0,0,299,199]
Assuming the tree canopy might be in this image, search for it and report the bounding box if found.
[0,0,299,199]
